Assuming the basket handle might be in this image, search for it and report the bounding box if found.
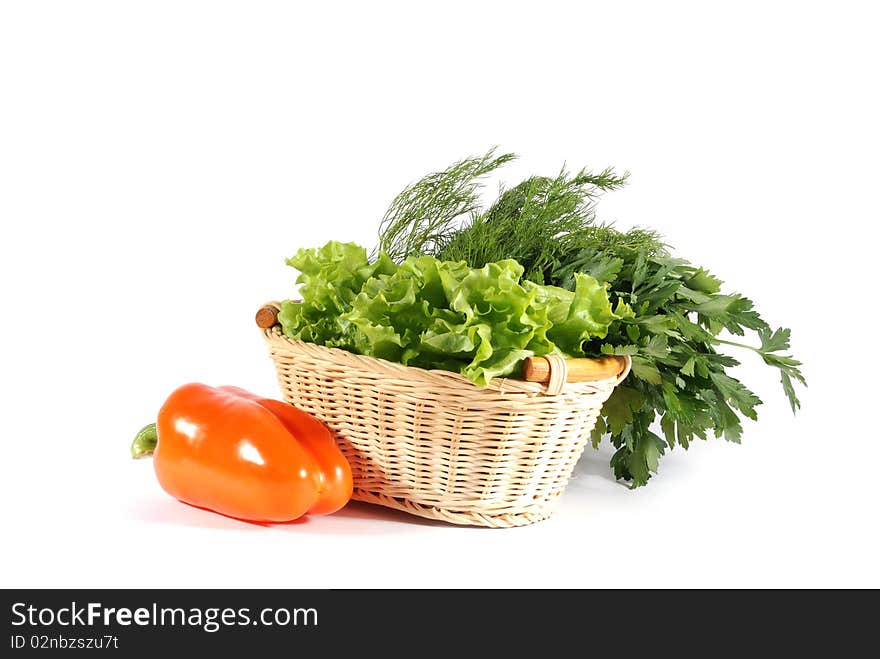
[256,302,631,387]
[255,302,282,328]
[521,354,631,389]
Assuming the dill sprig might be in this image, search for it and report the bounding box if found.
[436,166,629,283]
[377,148,516,262]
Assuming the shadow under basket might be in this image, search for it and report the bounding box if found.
[257,303,631,528]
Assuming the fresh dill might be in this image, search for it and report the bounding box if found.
[376,148,516,262]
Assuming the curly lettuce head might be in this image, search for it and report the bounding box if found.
[279,241,615,386]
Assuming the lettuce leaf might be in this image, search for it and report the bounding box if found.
[278,241,396,351]
[279,241,616,386]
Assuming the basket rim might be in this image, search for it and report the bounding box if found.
[262,324,630,397]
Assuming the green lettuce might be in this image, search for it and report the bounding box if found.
[280,241,616,386]
[278,241,396,350]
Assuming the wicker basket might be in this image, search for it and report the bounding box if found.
[257,303,631,528]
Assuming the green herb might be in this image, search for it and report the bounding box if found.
[280,241,616,387]
[377,149,516,262]
[437,167,629,284]
[563,239,805,486]
[376,151,806,487]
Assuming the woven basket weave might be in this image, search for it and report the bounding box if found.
[259,306,630,528]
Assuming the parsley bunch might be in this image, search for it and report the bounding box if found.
[554,242,804,486]
[377,150,805,487]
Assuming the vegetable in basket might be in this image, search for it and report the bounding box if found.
[131,384,352,521]
[372,149,806,487]
[278,242,619,386]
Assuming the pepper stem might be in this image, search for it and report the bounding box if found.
[131,423,158,459]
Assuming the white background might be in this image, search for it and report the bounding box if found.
[1,1,877,588]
